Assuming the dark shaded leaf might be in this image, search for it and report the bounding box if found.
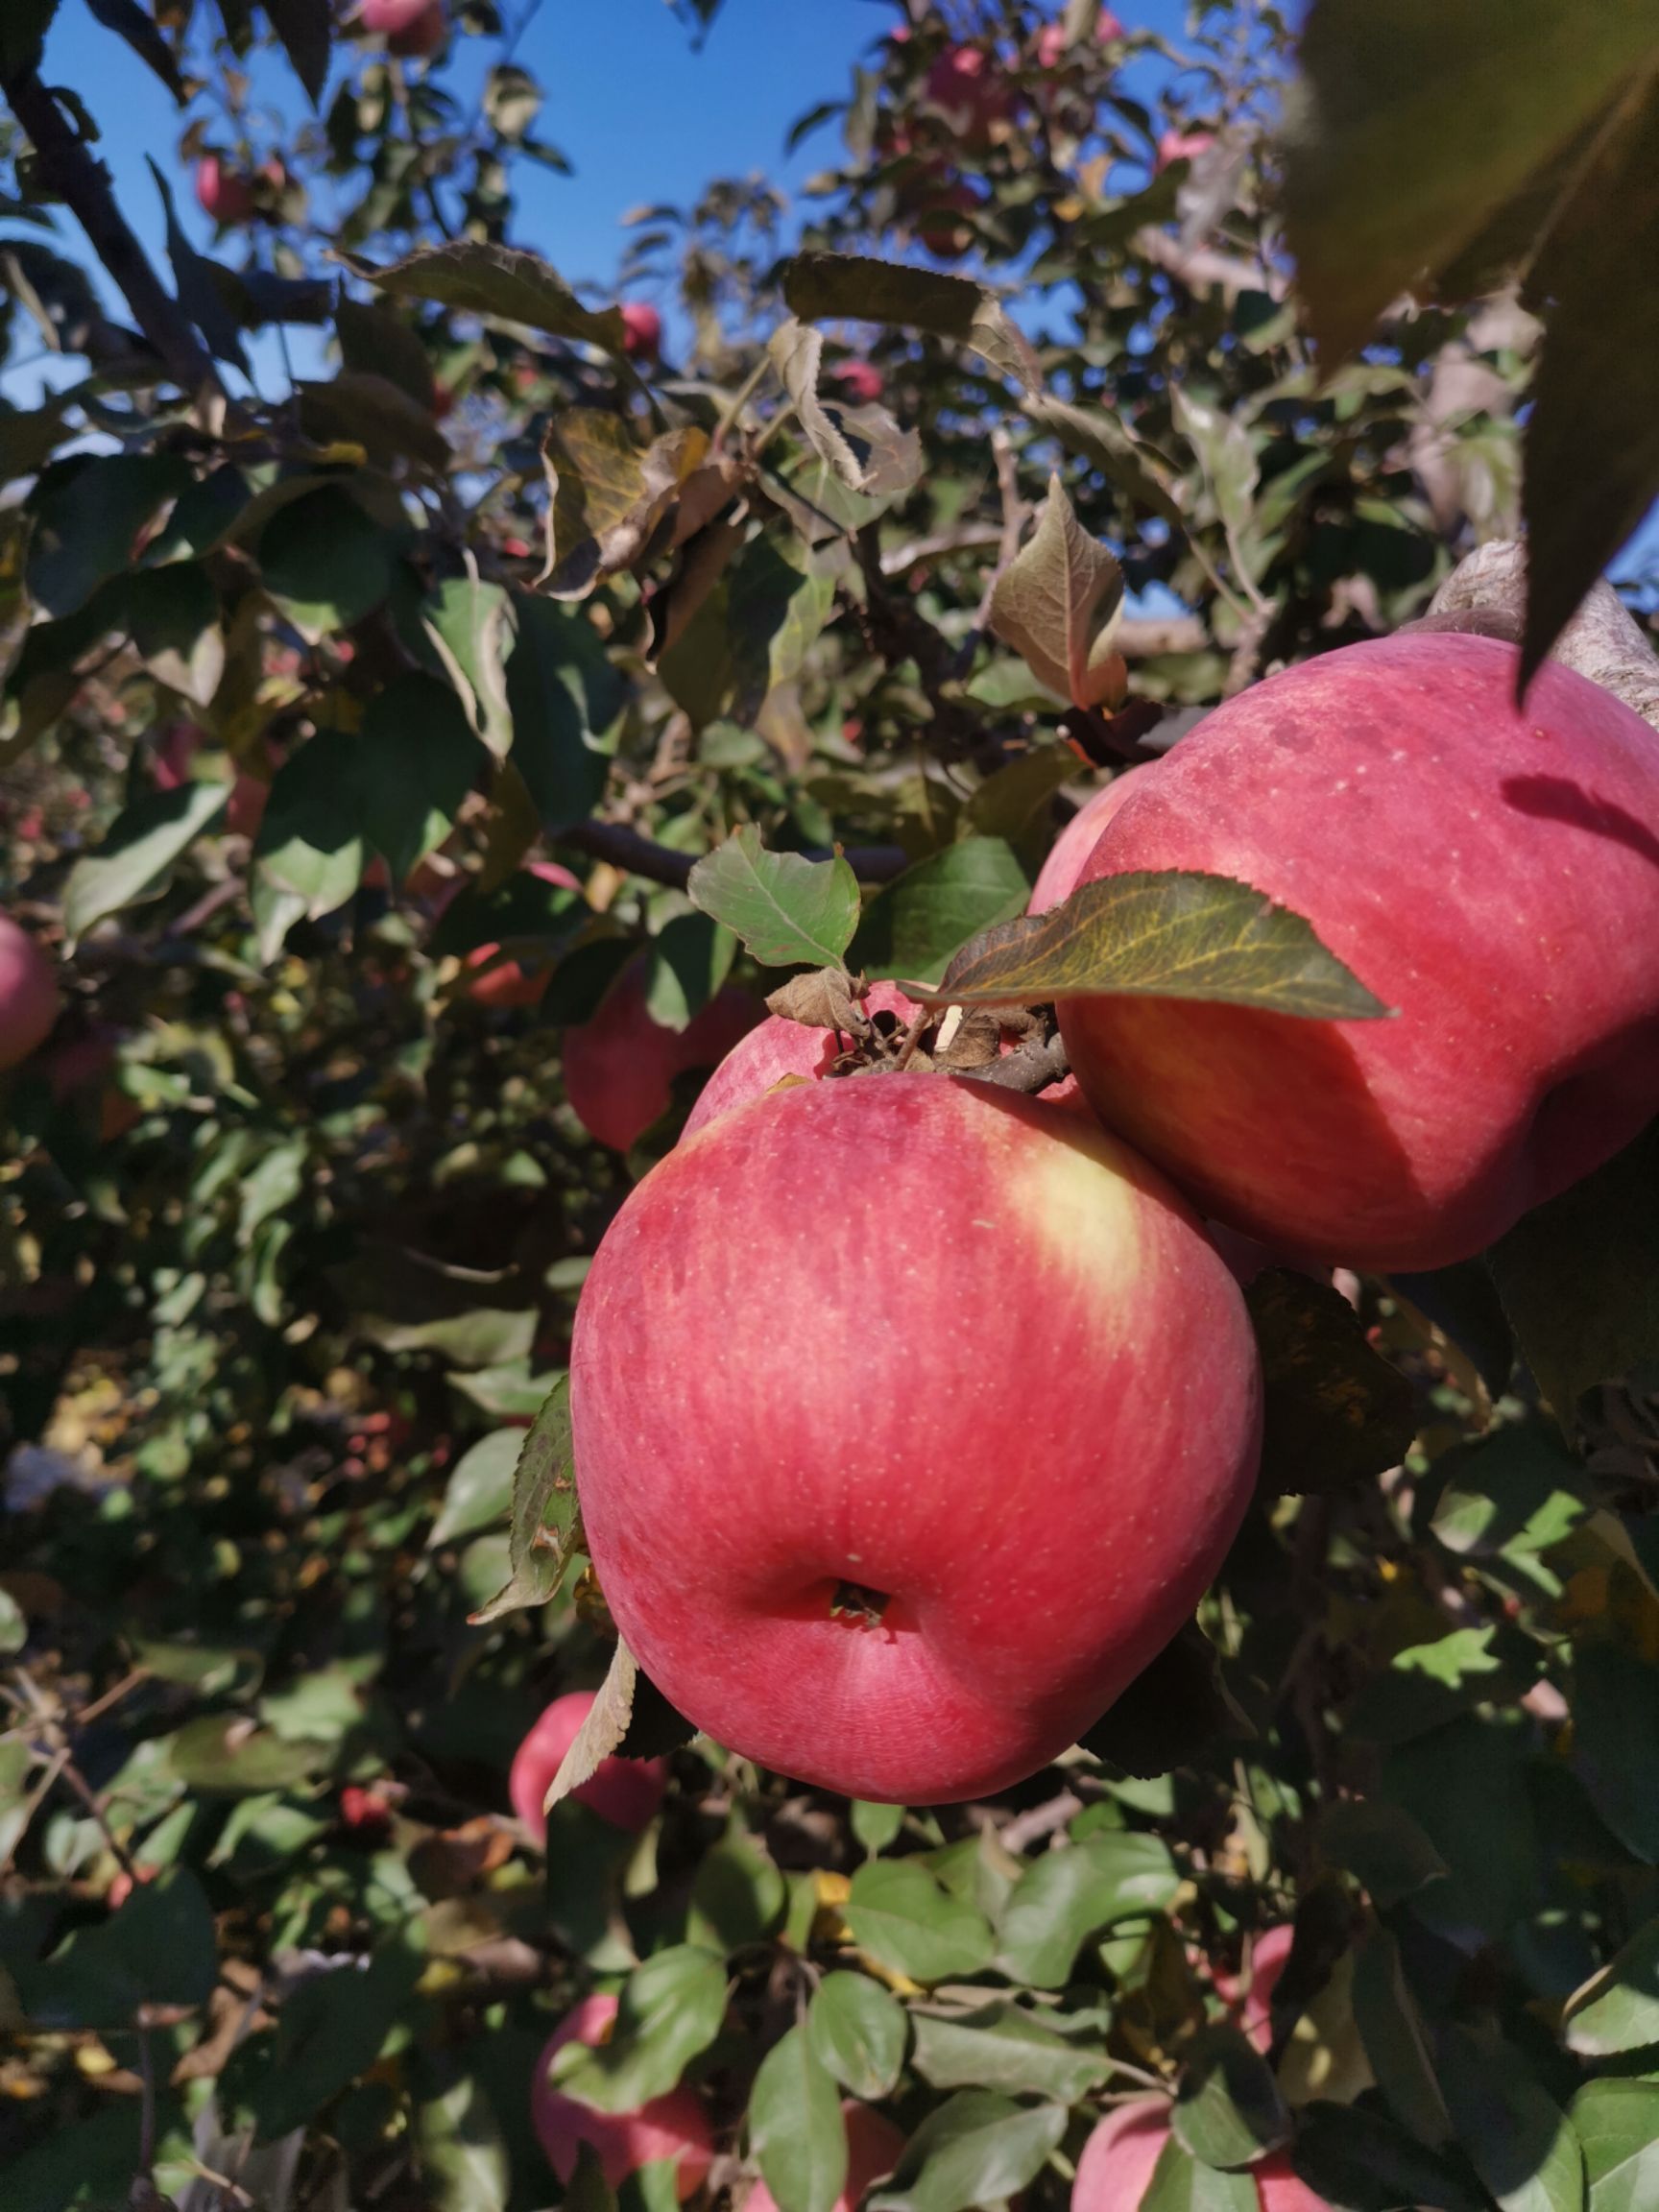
[359,670,483,883]
[1079,1623,1249,1778]
[84,0,185,99]
[782,252,1042,397]
[1438,2026,1586,2212]
[505,596,625,833]
[854,838,1029,988]
[1172,2023,1290,2168]
[1564,1919,1659,2056]
[469,1374,582,1624]
[263,0,332,103]
[1247,1268,1416,1497]
[339,239,627,352]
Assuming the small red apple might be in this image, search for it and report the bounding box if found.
[923,45,1010,149]
[359,0,446,57]
[510,1690,668,1843]
[1059,633,1659,1270]
[563,957,760,1153]
[151,721,204,791]
[743,2101,906,2212]
[462,862,583,1010]
[1155,127,1216,172]
[194,155,256,227]
[915,175,986,260]
[571,1074,1262,1802]
[532,1992,713,2199]
[340,1784,394,1836]
[826,360,884,407]
[619,301,662,361]
[0,916,61,1071]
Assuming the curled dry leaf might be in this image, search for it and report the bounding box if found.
[541,414,711,601]
[765,966,864,1034]
[990,475,1128,712]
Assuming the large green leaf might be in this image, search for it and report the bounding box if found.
[1564,1918,1659,2056]
[998,1831,1178,1988]
[687,824,859,969]
[1439,2029,1586,2212]
[340,239,628,353]
[358,670,484,883]
[258,485,394,640]
[748,2023,849,2212]
[910,2003,1110,2102]
[808,1973,909,2101]
[853,839,1031,988]
[1571,2079,1659,2212]
[468,1374,583,1624]
[549,1944,728,2113]
[869,2092,1066,2212]
[843,1860,996,1984]
[505,595,626,833]
[1171,2024,1290,2168]
[62,778,228,941]
[923,871,1387,1017]
[26,453,190,617]
[782,254,1042,397]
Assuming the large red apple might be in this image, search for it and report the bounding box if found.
[743,2101,905,2212]
[1076,2101,1330,2212]
[532,1992,713,2199]
[1059,634,1659,1271]
[510,1690,668,1843]
[1029,768,1151,914]
[571,1074,1261,1802]
[563,956,760,1153]
[0,916,61,1071]
[194,155,255,227]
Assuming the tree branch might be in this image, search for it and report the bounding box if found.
[561,817,910,889]
[2,65,217,393]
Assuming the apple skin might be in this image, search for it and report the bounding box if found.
[1074,2097,1330,2212]
[1059,633,1659,1272]
[1155,128,1216,171]
[827,360,884,406]
[359,0,446,58]
[923,46,1010,148]
[0,916,61,1072]
[194,156,255,227]
[1029,769,1152,915]
[620,301,662,360]
[571,1073,1262,1803]
[743,2101,906,2212]
[532,1992,713,2199]
[509,1690,668,1842]
[464,860,582,1009]
[564,957,761,1153]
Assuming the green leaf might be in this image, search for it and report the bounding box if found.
[843,1860,996,1984]
[1281,0,1659,364]
[782,254,1042,397]
[769,318,922,496]
[1488,1119,1659,1429]
[925,871,1388,1017]
[168,1714,331,1793]
[1381,1716,1541,1940]
[298,371,452,472]
[1319,1800,1448,1910]
[808,1973,908,2101]
[505,595,626,833]
[749,2023,849,2212]
[870,2093,1066,2212]
[428,1428,522,1548]
[26,453,190,617]
[1288,2103,1488,2212]
[687,825,860,968]
[854,838,1030,988]
[1572,1644,1659,1863]
[264,0,331,104]
[22,1864,216,2029]
[1246,1268,1416,1498]
[337,299,437,407]
[1571,2078,1659,2212]
[339,239,629,354]
[415,2063,512,2212]
[550,1944,728,2112]
[468,1373,583,1623]
[910,2003,1110,2102]
[62,779,228,942]
[965,748,1080,844]
[424,574,514,761]
[1564,1918,1659,2056]
[1171,2024,1290,2168]
[1431,1430,1589,1562]
[257,485,394,640]
[1519,92,1659,686]
[1173,389,1260,550]
[989,474,1124,711]
[1142,2138,1259,2212]
[1351,1929,1453,2147]
[0,1589,24,1658]
[126,560,224,707]
[998,1831,1178,1990]
[1439,2028,1586,2212]
[252,733,367,952]
[359,671,483,883]
[687,1825,786,1955]
[251,1944,423,2144]
[852,1799,906,1855]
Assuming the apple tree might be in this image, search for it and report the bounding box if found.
[1,3,1658,2210]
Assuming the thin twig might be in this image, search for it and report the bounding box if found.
[561,817,909,889]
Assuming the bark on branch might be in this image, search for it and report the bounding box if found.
[562,817,909,890]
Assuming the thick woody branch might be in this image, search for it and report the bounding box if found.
[2,65,217,393]
[1415,539,1659,735]
[961,1028,1071,1096]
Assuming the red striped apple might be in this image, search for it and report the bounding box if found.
[571,1074,1262,1802]
[1075,2101,1331,2212]
[743,2101,905,2212]
[532,1993,712,2198]
[0,916,60,1071]
[563,956,759,1153]
[510,1690,667,1842]
[1029,768,1151,914]
[1060,634,1659,1270]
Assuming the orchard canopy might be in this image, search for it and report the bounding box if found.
[4,4,1659,2211]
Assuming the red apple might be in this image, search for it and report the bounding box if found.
[359,0,446,57]
[194,155,255,227]
[1028,768,1152,914]
[462,862,582,1010]
[914,175,986,260]
[510,1690,668,1842]
[151,721,203,790]
[1075,2102,1330,2212]
[1058,633,1659,1270]
[827,360,884,407]
[743,2101,906,2212]
[1155,128,1216,172]
[619,301,662,361]
[563,957,760,1153]
[923,45,1010,149]
[571,1074,1262,1802]
[532,1992,713,2199]
[0,916,60,1071]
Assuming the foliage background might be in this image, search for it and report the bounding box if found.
[3,3,1659,2209]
